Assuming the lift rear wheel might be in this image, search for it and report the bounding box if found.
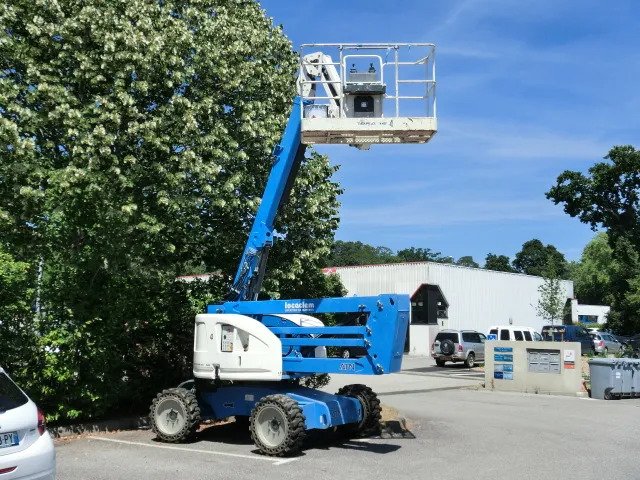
[250,394,306,456]
[337,384,382,437]
[150,388,201,443]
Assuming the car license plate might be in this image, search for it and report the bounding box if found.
[0,432,18,448]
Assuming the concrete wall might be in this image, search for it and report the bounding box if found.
[408,324,440,356]
[484,340,585,397]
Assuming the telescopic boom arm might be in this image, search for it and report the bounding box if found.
[227,53,338,301]
[227,97,306,301]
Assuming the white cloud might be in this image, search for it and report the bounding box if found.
[437,119,610,161]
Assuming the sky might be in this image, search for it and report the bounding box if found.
[258,0,640,263]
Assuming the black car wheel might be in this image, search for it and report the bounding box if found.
[465,353,475,368]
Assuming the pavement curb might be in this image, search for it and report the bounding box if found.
[50,415,149,439]
[51,414,412,440]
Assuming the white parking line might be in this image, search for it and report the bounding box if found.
[88,436,299,466]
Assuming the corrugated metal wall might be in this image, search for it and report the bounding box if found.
[332,262,574,335]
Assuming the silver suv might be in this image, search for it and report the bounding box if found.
[431,329,485,367]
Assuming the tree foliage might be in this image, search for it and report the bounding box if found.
[547,145,640,251]
[456,255,479,268]
[396,247,453,264]
[0,247,39,384]
[605,236,640,334]
[548,146,640,334]
[535,260,566,325]
[569,233,615,306]
[513,239,567,278]
[327,242,465,267]
[327,241,396,267]
[484,253,515,273]
[0,0,341,421]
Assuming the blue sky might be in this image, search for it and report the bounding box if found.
[259,0,640,263]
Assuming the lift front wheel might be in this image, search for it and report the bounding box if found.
[337,384,382,437]
[150,388,201,443]
[250,394,306,456]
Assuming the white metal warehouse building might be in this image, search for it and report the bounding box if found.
[323,262,574,356]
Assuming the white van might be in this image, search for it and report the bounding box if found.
[488,325,542,342]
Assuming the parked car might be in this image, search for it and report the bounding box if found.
[590,332,625,355]
[541,325,595,355]
[614,334,640,349]
[336,345,367,359]
[622,334,640,358]
[0,367,55,479]
[431,329,485,368]
[488,325,541,342]
[315,314,367,359]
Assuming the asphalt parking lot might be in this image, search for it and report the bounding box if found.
[56,357,640,480]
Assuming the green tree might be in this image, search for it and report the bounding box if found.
[547,145,640,250]
[327,241,396,267]
[570,233,615,306]
[605,236,640,334]
[396,247,453,263]
[484,253,515,272]
[547,145,640,333]
[0,247,40,383]
[535,261,566,325]
[0,0,340,421]
[513,239,568,277]
[456,256,479,268]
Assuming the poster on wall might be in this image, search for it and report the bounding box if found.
[563,349,576,369]
[494,346,514,380]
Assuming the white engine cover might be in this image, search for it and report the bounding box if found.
[193,313,283,381]
[274,313,324,328]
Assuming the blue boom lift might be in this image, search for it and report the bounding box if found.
[149,43,437,456]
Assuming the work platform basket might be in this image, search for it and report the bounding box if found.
[299,43,437,148]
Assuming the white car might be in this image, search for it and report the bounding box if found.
[0,367,55,479]
[488,325,542,342]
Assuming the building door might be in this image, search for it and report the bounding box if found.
[411,283,449,325]
[409,284,449,353]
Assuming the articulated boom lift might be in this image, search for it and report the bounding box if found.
[150,43,437,456]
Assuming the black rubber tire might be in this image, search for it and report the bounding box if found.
[250,394,306,456]
[435,359,446,367]
[465,353,475,368]
[604,388,613,401]
[440,339,455,356]
[150,387,201,443]
[337,384,382,437]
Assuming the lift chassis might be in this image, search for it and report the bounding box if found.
[150,43,436,456]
